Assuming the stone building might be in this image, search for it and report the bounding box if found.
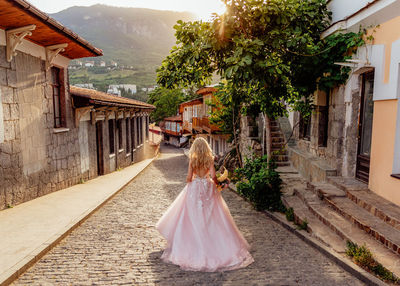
[285,0,400,206]
[0,0,155,210]
[71,87,154,178]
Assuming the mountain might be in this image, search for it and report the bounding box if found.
[51,5,196,85]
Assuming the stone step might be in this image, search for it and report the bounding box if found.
[271,146,288,152]
[271,131,283,137]
[290,187,400,277]
[327,176,368,192]
[328,177,400,231]
[269,121,279,127]
[282,195,346,253]
[271,147,288,153]
[324,196,400,256]
[271,136,285,143]
[276,161,290,167]
[270,126,281,132]
[272,142,285,149]
[277,166,299,174]
[271,154,289,162]
[307,182,347,199]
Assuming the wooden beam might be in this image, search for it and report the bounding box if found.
[6,25,36,62]
[105,107,118,120]
[95,106,107,112]
[74,106,93,128]
[91,110,96,125]
[45,43,68,70]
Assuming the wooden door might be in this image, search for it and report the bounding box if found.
[96,121,104,176]
[356,71,374,183]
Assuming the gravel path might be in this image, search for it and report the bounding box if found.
[12,145,364,285]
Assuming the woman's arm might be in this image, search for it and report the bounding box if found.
[186,160,193,183]
[210,162,218,185]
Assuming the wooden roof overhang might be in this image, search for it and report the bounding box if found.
[179,98,203,113]
[0,0,102,59]
[70,86,155,127]
[164,115,182,122]
[196,87,217,96]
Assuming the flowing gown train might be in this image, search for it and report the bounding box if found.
[156,176,254,272]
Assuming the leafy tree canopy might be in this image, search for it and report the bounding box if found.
[157,0,365,120]
[148,87,194,123]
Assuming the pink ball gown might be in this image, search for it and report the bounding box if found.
[156,174,254,272]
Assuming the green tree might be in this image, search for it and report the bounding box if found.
[157,0,365,132]
[147,88,186,124]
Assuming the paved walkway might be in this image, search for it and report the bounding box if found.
[12,146,364,285]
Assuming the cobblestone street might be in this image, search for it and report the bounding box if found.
[12,146,364,285]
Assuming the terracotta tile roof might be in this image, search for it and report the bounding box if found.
[0,0,102,58]
[70,86,155,109]
[164,115,182,122]
[196,87,217,95]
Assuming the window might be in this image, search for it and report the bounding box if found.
[177,123,180,133]
[117,119,123,150]
[126,118,130,152]
[51,67,65,128]
[109,119,115,154]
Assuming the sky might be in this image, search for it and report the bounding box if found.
[28,0,226,20]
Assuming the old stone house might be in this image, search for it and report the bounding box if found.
[284,0,400,207]
[0,0,155,210]
[71,87,155,178]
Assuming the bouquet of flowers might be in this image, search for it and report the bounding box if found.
[216,166,230,192]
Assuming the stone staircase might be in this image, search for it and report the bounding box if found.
[270,120,290,167]
[279,167,400,278]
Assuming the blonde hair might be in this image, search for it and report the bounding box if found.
[189,137,214,172]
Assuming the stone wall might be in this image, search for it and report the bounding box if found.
[0,47,83,210]
[292,79,361,178]
[239,115,262,161]
[0,45,154,210]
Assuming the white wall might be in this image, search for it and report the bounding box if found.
[323,0,400,37]
[328,0,373,23]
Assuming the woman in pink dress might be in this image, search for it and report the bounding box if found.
[156,137,254,272]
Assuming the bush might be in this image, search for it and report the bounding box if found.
[285,207,294,222]
[235,155,284,212]
[346,241,399,283]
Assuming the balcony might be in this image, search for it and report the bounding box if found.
[192,117,203,133]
